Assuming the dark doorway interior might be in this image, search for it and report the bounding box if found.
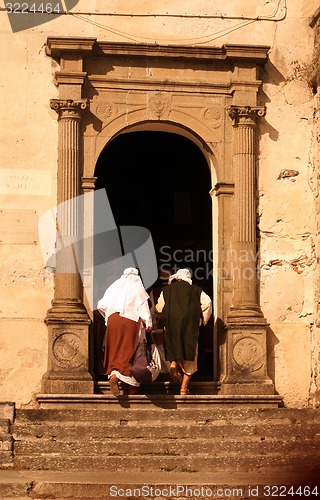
[94,131,213,379]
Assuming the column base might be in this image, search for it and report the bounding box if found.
[41,372,94,395]
[221,308,276,396]
[220,380,275,396]
[42,299,94,395]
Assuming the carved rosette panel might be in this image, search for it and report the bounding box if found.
[148,92,171,119]
[52,332,84,369]
[232,336,264,372]
[203,106,222,129]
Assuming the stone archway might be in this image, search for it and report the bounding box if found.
[40,37,280,404]
[93,129,214,382]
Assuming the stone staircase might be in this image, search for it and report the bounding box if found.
[0,403,14,470]
[1,397,319,499]
[11,404,320,474]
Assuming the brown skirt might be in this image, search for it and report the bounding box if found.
[103,312,140,377]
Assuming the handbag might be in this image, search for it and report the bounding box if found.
[130,331,161,383]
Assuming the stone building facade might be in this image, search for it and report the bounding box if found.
[0,0,319,409]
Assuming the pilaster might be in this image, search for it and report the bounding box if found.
[42,99,93,394]
[221,105,275,396]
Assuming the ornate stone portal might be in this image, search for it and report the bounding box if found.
[42,37,276,399]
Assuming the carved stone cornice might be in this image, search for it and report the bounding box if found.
[46,37,270,63]
[50,99,89,120]
[228,105,266,125]
[54,71,87,86]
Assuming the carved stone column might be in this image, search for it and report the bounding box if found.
[41,99,94,394]
[221,105,275,395]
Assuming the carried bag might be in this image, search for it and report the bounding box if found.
[130,331,161,383]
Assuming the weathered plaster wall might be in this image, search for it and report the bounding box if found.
[309,9,320,408]
[0,0,319,407]
[258,1,319,407]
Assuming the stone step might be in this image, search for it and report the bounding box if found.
[96,380,219,395]
[14,434,320,457]
[0,418,14,470]
[1,470,318,500]
[13,420,320,441]
[13,451,320,473]
[14,407,320,423]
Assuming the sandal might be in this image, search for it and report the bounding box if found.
[180,388,190,395]
[169,363,183,383]
[109,375,120,397]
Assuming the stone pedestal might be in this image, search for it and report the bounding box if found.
[221,106,275,396]
[41,99,93,394]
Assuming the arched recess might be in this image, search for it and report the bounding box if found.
[92,125,218,383]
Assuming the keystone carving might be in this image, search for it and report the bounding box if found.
[148,92,171,119]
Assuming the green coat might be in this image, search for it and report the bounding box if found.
[161,280,202,361]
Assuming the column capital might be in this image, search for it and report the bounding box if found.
[50,99,89,119]
[228,105,266,125]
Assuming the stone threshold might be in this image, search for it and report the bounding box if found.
[36,393,283,409]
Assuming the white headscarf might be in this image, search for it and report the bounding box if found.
[168,268,192,285]
[97,268,150,324]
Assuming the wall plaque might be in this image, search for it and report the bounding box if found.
[0,209,38,244]
[0,169,51,196]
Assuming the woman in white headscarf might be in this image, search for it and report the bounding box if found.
[97,267,152,396]
[156,268,212,395]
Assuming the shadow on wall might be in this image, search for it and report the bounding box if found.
[262,60,287,86]
[258,60,287,142]
[267,326,282,401]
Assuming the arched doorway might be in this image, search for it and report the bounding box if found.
[41,38,277,402]
[93,130,214,383]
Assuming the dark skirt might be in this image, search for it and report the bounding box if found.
[103,312,140,377]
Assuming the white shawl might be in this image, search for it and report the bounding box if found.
[168,268,192,285]
[97,268,151,326]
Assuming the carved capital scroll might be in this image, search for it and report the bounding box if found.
[50,99,89,120]
[228,105,266,126]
